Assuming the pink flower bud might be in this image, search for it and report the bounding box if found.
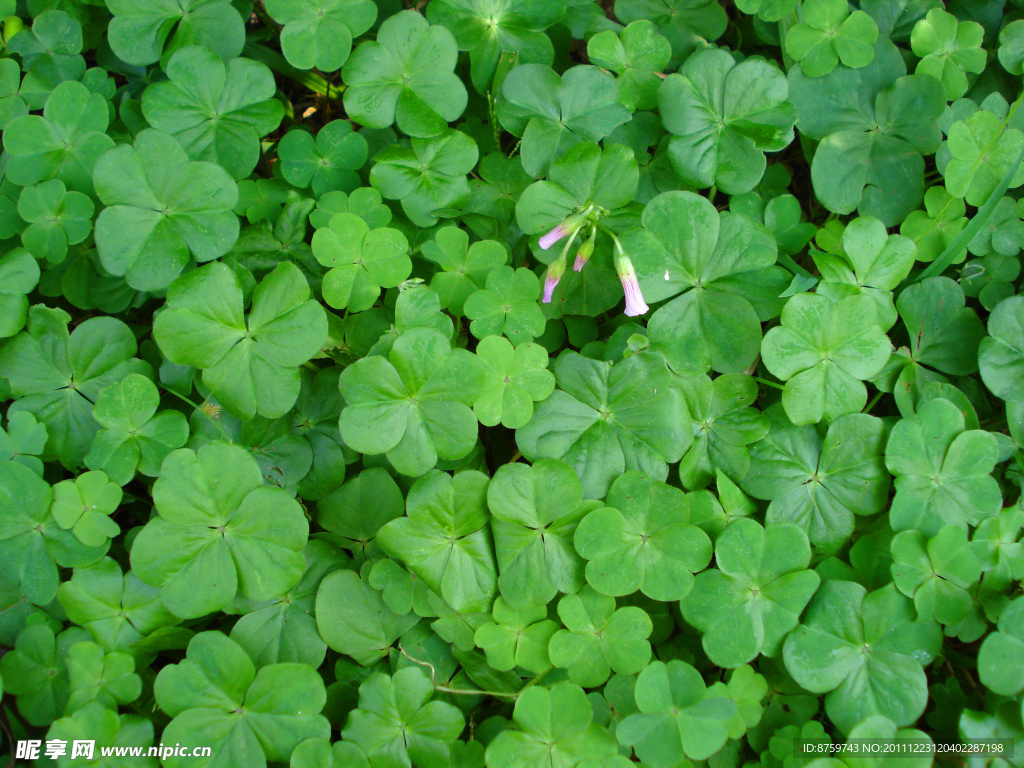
[573,237,595,272]
[542,255,567,304]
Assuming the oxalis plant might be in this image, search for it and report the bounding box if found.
[4,0,1024,766]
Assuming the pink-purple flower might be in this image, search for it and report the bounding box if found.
[615,251,648,317]
[539,223,569,251]
[538,209,590,251]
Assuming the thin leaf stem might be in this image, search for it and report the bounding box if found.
[398,646,519,699]
[862,390,884,414]
[161,386,234,443]
[751,376,786,391]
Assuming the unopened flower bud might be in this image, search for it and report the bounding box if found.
[573,232,595,272]
[542,255,567,303]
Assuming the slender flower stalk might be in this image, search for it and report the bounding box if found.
[537,206,592,250]
[606,229,648,317]
[573,226,596,271]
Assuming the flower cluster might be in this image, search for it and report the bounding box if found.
[538,208,649,317]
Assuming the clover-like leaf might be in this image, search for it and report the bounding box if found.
[473,336,554,429]
[677,374,769,490]
[473,597,558,674]
[943,108,1024,207]
[464,266,546,344]
[487,458,589,609]
[422,227,508,316]
[0,307,151,468]
[783,581,941,734]
[3,80,113,195]
[17,179,94,264]
[617,660,738,765]
[516,351,691,499]
[812,216,916,330]
[50,470,121,549]
[785,0,879,77]
[154,631,329,768]
[979,295,1024,402]
[999,19,1024,75]
[47,701,158,766]
[130,444,309,619]
[624,190,787,375]
[277,121,368,198]
[93,129,240,291]
[310,187,393,231]
[788,39,945,226]
[339,327,486,477]
[896,277,986,380]
[427,0,566,93]
[742,408,890,553]
[977,596,1024,697]
[614,0,728,65]
[910,8,985,100]
[6,10,85,109]
[106,0,246,66]
[885,398,1001,536]
[317,468,404,562]
[762,293,891,425]
[548,586,652,687]
[659,48,796,194]
[343,667,465,767]
[311,212,411,312]
[56,557,180,653]
[683,518,820,668]
[588,21,671,111]
[900,187,969,264]
[497,64,631,177]
[891,525,982,626]
[0,462,107,606]
[574,470,711,600]
[0,249,40,339]
[141,46,284,181]
[264,0,376,72]
[377,469,496,613]
[153,261,327,419]
[230,540,348,668]
[0,411,47,475]
[485,681,617,768]
[84,374,188,487]
[66,641,141,713]
[343,10,467,138]
[370,129,479,227]
[315,569,418,665]
[0,623,84,726]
